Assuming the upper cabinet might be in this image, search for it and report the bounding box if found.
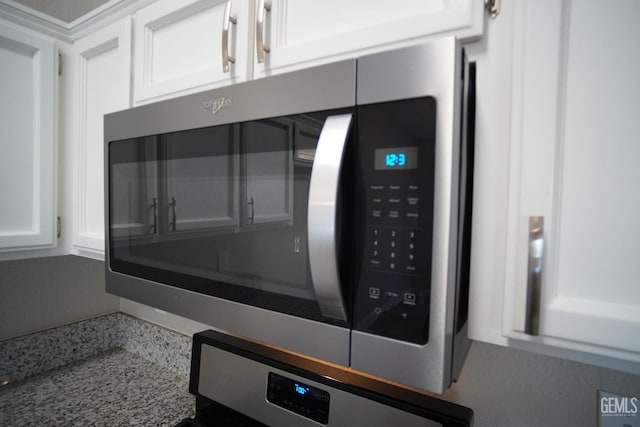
[468,0,640,372]
[131,0,484,101]
[254,0,484,78]
[0,24,56,254]
[72,18,132,258]
[133,0,252,105]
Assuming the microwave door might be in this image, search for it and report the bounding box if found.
[307,114,353,322]
[108,111,355,323]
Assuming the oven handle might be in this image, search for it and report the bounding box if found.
[307,114,352,322]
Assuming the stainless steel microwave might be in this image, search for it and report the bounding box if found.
[104,37,475,394]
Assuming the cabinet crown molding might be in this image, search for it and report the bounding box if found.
[0,0,152,42]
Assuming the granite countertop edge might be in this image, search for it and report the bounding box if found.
[0,312,193,385]
[0,313,196,426]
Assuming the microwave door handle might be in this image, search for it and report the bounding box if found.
[307,114,353,322]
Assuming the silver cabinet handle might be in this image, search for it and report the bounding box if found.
[485,0,500,18]
[222,0,237,73]
[150,197,158,234]
[248,197,255,224]
[307,114,353,322]
[525,216,544,335]
[169,196,177,232]
[256,0,271,63]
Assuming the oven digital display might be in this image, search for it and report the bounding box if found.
[374,146,418,170]
[267,372,330,424]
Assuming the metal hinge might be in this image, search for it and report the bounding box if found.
[57,216,61,238]
[58,53,62,76]
[485,0,500,18]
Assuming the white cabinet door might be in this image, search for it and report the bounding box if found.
[503,0,640,367]
[133,0,251,105]
[254,0,484,77]
[0,24,56,253]
[242,119,293,226]
[109,137,159,239]
[73,18,132,259]
[163,126,239,233]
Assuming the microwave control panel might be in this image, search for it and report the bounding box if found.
[354,97,436,345]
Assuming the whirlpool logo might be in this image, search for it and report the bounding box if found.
[204,97,232,115]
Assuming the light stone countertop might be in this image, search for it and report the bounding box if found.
[0,313,198,426]
[0,349,194,426]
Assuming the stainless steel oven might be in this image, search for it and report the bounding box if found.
[105,37,475,394]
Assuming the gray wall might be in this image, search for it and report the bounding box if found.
[11,0,111,22]
[445,341,640,427]
[1,255,639,426]
[0,256,119,340]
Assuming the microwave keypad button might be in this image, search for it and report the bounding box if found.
[403,292,417,306]
[365,227,422,274]
[370,184,385,191]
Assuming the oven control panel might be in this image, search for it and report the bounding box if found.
[353,98,436,345]
[267,372,330,424]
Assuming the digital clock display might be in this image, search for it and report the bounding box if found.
[374,146,418,170]
[267,372,330,424]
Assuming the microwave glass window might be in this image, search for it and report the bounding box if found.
[242,119,293,226]
[108,110,353,324]
[163,126,238,232]
[109,137,159,239]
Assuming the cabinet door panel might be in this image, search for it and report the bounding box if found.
[504,0,640,361]
[110,138,159,238]
[0,25,55,252]
[255,0,483,77]
[73,18,132,258]
[242,119,293,226]
[163,125,239,232]
[134,0,250,105]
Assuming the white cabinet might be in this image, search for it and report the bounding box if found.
[242,119,293,226]
[163,127,239,232]
[72,18,132,258]
[109,137,159,239]
[0,23,56,253]
[133,0,252,105]
[469,0,640,372]
[132,0,484,99]
[254,0,484,77]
